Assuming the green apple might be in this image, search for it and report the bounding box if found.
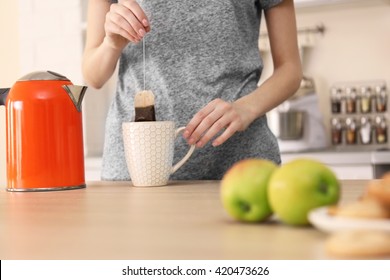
[220,158,277,222]
[268,158,340,226]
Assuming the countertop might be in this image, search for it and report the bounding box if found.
[0,180,372,260]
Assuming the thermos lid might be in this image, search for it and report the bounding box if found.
[18,71,70,81]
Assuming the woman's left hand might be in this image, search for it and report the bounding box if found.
[183,98,254,148]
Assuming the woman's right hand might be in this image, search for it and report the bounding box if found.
[104,0,150,50]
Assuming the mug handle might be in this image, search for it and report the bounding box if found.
[171,127,196,174]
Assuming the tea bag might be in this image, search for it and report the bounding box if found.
[134,90,156,121]
[134,35,156,122]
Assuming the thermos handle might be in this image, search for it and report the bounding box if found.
[0,88,10,106]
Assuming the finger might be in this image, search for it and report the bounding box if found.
[189,110,226,146]
[186,106,225,144]
[120,0,150,33]
[107,9,140,40]
[212,121,240,147]
[105,17,138,42]
[112,3,146,38]
[184,101,219,140]
[196,115,231,148]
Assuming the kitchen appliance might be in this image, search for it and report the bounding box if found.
[0,71,87,191]
[268,77,329,152]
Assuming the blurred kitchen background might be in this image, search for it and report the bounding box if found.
[1,0,390,185]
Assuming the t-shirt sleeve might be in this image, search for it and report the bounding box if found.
[260,0,284,10]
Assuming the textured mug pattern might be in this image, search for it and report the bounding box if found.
[122,122,194,187]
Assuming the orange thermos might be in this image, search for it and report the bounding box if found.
[0,71,88,191]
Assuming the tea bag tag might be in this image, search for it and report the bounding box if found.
[134,90,156,122]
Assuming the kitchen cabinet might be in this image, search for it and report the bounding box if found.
[281,150,390,180]
[85,157,103,181]
[281,153,372,180]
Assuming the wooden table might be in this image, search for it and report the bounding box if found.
[0,180,368,260]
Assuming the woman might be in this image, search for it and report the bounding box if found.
[82,0,302,180]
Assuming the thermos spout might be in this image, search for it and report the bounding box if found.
[62,85,88,112]
[0,88,10,106]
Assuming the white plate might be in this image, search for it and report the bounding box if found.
[308,207,390,233]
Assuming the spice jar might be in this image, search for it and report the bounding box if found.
[375,85,387,112]
[360,86,372,113]
[330,87,342,114]
[375,116,388,144]
[331,118,343,145]
[345,87,357,114]
[359,117,372,144]
[345,117,357,144]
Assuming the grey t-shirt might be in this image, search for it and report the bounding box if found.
[102,0,282,180]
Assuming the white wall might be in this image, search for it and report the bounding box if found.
[262,2,390,114]
[18,0,83,83]
[0,2,20,187]
[17,0,116,158]
[295,3,390,110]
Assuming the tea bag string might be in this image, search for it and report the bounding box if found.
[143,37,146,91]
[140,0,147,91]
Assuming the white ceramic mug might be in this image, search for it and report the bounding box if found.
[122,121,196,187]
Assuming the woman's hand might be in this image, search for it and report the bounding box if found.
[183,99,256,148]
[104,0,150,49]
